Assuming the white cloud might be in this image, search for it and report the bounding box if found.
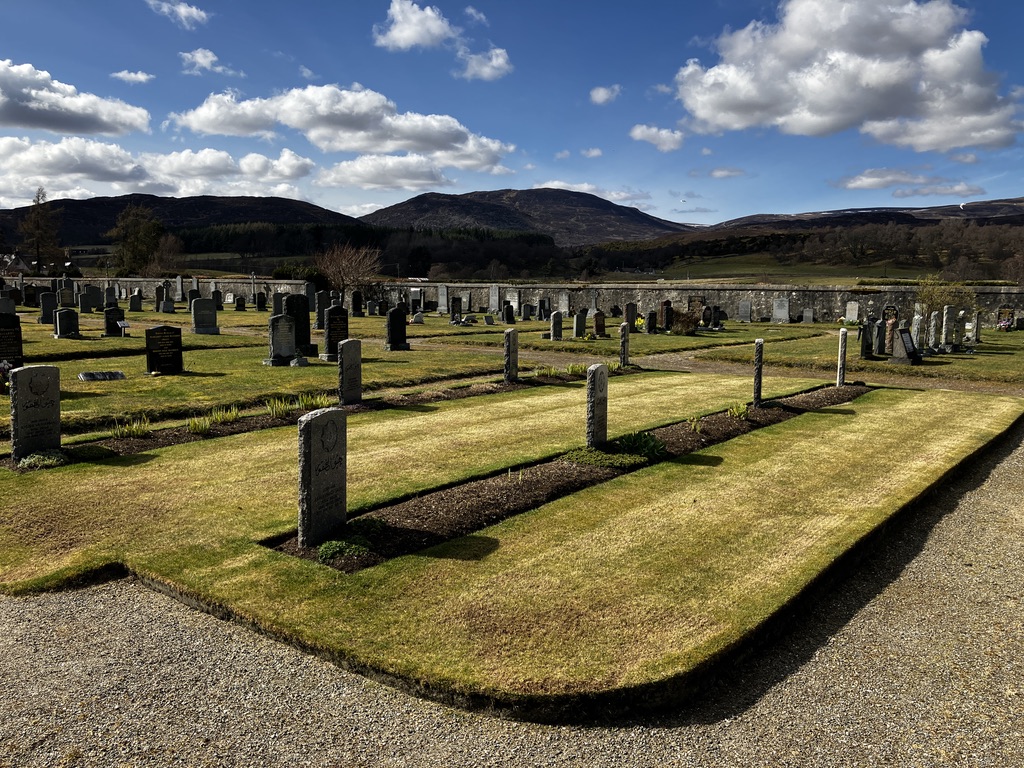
[700,147,713,156]
[317,154,453,190]
[629,124,684,152]
[581,148,602,158]
[299,66,318,80]
[692,167,745,179]
[554,150,570,160]
[0,136,146,182]
[238,149,315,181]
[145,0,209,30]
[465,6,488,25]
[534,180,654,208]
[893,182,985,197]
[950,153,978,164]
[839,168,933,190]
[457,46,513,81]
[141,148,239,178]
[590,85,622,105]
[180,49,244,77]
[373,0,459,50]
[170,84,514,172]
[0,59,150,135]
[111,70,155,84]
[675,0,1020,152]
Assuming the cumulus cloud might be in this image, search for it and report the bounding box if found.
[373,0,512,80]
[590,85,622,105]
[111,70,155,84]
[238,148,315,181]
[581,148,602,158]
[839,168,933,190]
[534,180,654,208]
[0,59,150,135]
[145,0,209,30]
[0,136,146,182]
[170,83,514,172]
[710,168,745,179]
[838,165,985,197]
[675,0,1020,152]
[629,124,684,152]
[180,49,244,77]
[317,154,453,190]
[299,66,318,81]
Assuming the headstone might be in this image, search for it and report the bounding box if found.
[910,313,924,350]
[927,311,940,351]
[338,339,362,405]
[314,290,331,330]
[384,307,410,351]
[701,306,713,327]
[586,363,609,448]
[128,293,143,312]
[550,310,563,341]
[619,322,630,368]
[77,293,93,314]
[873,320,886,356]
[410,311,425,324]
[646,310,658,334]
[273,292,286,316]
[858,320,874,359]
[235,296,247,311]
[845,300,860,323]
[503,328,518,383]
[320,305,349,362]
[304,282,316,305]
[264,314,298,366]
[502,304,516,324]
[837,327,847,387]
[58,287,75,308]
[23,284,37,307]
[366,299,379,316]
[9,365,61,461]
[658,300,673,330]
[5,288,22,307]
[297,407,347,548]
[255,292,267,311]
[38,292,57,324]
[489,284,500,313]
[482,315,493,325]
[154,285,165,309]
[997,305,1015,331]
[77,371,126,382]
[437,284,449,314]
[351,290,364,318]
[625,302,638,331]
[175,275,184,302]
[160,299,176,314]
[53,309,81,339]
[449,295,462,321]
[889,328,923,365]
[191,276,199,293]
[190,298,220,335]
[103,307,126,337]
[212,289,223,311]
[712,305,723,327]
[940,305,956,352]
[0,314,25,387]
[752,338,764,408]
[573,308,587,338]
[737,299,752,323]
[802,307,814,324]
[772,298,790,323]
[284,293,315,357]
[593,310,607,337]
[145,325,183,374]
[972,311,983,344]
[377,300,389,317]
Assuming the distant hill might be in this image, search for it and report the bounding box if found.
[360,188,697,247]
[0,194,361,245]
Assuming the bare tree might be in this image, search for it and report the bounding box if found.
[314,243,382,306]
[144,233,183,276]
[18,187,61,274]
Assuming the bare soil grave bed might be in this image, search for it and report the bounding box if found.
[275,383,871,572]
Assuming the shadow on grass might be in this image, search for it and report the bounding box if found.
[178,371,228,378]
[669,454,724,467]
[611,415,1024,730]
[420,534,499,561]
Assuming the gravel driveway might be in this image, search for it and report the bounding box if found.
[2,420,1022,767]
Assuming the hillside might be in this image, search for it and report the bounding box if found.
[360,188,696,247]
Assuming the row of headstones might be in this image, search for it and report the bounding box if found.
[857,305,979,362]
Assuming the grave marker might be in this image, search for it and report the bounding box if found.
[383,307,411,351]
[0,313,24,388]
[753,338,764,408]
[264,314,299,366]
[619,322,630,368]
[145,325,183,374]
[103,307,126,337]
[297,408,347,548]
[586,363,609,448]
[772,298,790,323]
[9,365,61,461]
[550,310,563,341]
[53,308,81,339]
[190,298,220,335]
[338,339,362,405]
[320,305,349,362]
[837,328,847,386]
[504,328,518,383]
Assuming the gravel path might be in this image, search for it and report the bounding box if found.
[3,424,1023,766]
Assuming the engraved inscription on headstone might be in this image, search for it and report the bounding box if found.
[10,365,61,460]
[297,407,347,548]
[145,325,184,375]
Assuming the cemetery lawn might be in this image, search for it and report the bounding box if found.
[696,330,1024,384]
[3,375,1021,712]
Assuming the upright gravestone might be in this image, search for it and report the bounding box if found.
[351,290,364,318]
[449,295,462,322]
[873,320,886,356]
[187,288,201,309]
[586,363,609,448]
[658,300,673,330]
[23,284,37,307]
[858,320,874,359]
[145,325,183,375]
[320,305,349,362]
[0,297,15,316]
[234,296,247,311]
[284,293,315,357]
[38,292,57,325]
[437,284,449,314]
[504,328,518,383]
[0,314,25,388]
[9,365,61,461]
[619,322,630,368]
[646,310,658,334]
[573,309,587,338]
[752,338,764,408]
[105,286,118,308]
[154,285,165,310]
[264,314,300,366]
[103,307,126,337]
[366,299,379,317]
[211,289,223,311]
[802,307,814,324]
[411,311,424,324]
[77,293,93,314]
[175,275,184,302]
[255,292,267,311]
[889,328,922,365]
[550,310,563,341]
[712,306,723,327]
[772,298,790,323]
[737,299,752,323]
[128,293,143,312]
[297,407,347,548]
[384,307,410,351]
[972,310,983,344]
[593,310,606,338]
[190,298,220,335]
[58,287,75,308]
[489,284,500,313]
[837,327,847,387]
[702,306,713,327]
[625,302,638,332]
[314,290,331,330]
[502,304,516,324]
[845,300,860,323]
[338,339,362,405]
[53,309,80,339]
[911,312,924,351]
[940,305,956,352]
[272,292,286,316]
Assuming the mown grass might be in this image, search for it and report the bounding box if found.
[696,329,1024,384]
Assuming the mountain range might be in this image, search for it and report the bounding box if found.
[1,188,1022,251]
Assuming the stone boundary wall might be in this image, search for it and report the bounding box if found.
[13,277,310,301]
[383,281,1024,325]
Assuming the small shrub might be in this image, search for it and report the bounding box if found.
[297,392,332,410]
[727,403,750,420]
[614,431,668,461]
[317,536,373,563]
[607,361,622,374]
[687,415,703,434]
[347,517,389,538]
[186,415,213,435]
[565,363,588,376]
[533,365,560,378]
[670,311,701,336]
[110,415,150,438]
[210,405,240,424]
[265,397,295,418]
[17,449,69,470]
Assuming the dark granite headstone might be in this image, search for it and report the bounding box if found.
[320,305,349,362]
[351,289,364,318]
[145,325,183,375]
[646,310,658,333]
[384,307,410,351]
[284,293,316,357]
[0,313,24,386]
[103,307,126,337]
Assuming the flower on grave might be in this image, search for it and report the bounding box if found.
[997,319,1012,332]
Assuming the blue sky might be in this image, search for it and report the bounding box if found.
[0,0,1021,225]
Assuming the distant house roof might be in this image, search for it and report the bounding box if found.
[1,253,33,274]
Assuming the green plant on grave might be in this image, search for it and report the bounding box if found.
[561,446,649,470]
[317,536,373,563]
[17,449,69,470]
[186,415,213,435]
[532,365,560,378]
[264,397,295,418]
[109,415,151,438]
[614,431,668,461]
[687,415,703,434]
[297,392,332,410]
[209,404,240,424]
[727,403,750,420]
[565,363,588,376]
[607,361,622,374]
